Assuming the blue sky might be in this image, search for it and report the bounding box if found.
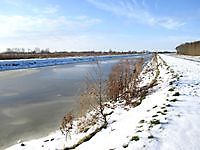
[0,0,199,52]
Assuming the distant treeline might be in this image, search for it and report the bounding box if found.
[0,50,146,60]
[176,41,200,56]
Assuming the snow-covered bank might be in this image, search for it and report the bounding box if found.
[0,54,141,71]
[154,54,200,150]
[6,54,200,150]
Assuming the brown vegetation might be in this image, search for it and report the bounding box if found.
[60,112,74,141]
[60,55,160,149]
[176,40,200,56]
[107,58,144,105]
[62,57,146,132]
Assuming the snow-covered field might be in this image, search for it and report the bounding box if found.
[6,54,200,150]
[0,54,140,71]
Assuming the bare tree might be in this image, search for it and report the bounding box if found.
[80,60,109,128]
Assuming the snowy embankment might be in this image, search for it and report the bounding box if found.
[0,54,139,71]
[6,54,200,150]
[170,53,200,62]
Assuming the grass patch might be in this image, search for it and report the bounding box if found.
[168,87,175,91]
[173,92,180,96]
[138,125,143,128]
[163,109,167,113]
[140,95,146,101]
[131,135,140,141]
[152,114,159,118]
[148,135,154,139]
[150,119,160,125]
[152,105,157,109]
[170,99,178,102]
[166,104,171,107]
[139,120,145,123]
[149,125,153,128]
[170,70,174,73]
[123,144,128,148]
[157,111,166,115]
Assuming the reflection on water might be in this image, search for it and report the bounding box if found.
[0,55,151,149]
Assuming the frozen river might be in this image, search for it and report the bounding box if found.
[0,55,150,149]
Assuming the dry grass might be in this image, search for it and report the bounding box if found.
[176,41,200,56]
[60,112,74,140]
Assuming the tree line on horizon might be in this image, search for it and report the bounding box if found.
[0,48,149,60]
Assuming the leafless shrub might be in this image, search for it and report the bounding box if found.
[106,58,144,105]
[107,59,133,101]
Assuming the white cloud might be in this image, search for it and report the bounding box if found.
[87,0,185,29]
[43,5,59,14]
[0,34,101,51]
[32,5,60,14]
[0,14,101,37]
[0,13,101,51]
[3,0,23,7]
